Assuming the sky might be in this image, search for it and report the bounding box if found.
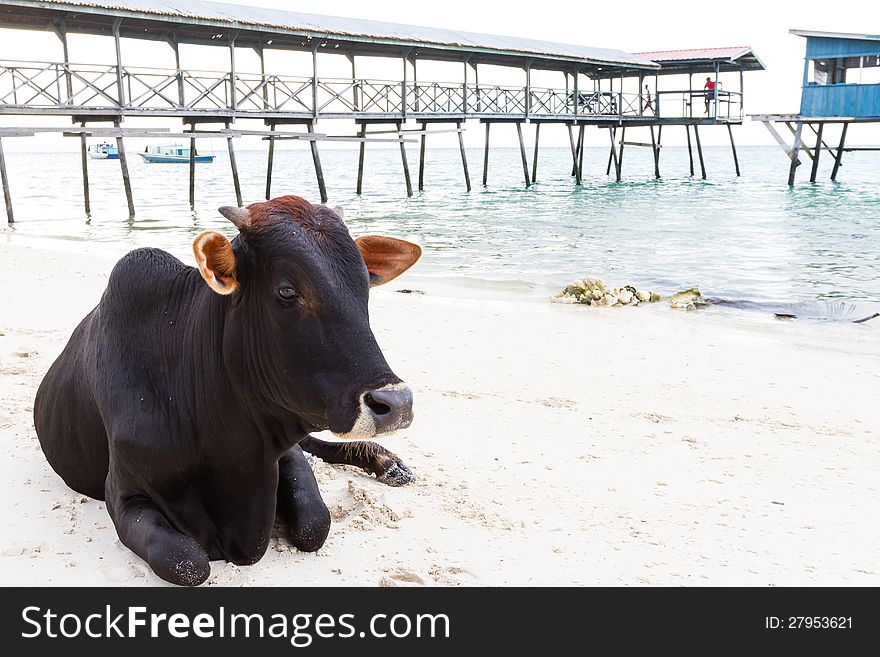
[1,0,878,150]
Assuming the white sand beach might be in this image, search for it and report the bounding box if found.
[1,241,878,586]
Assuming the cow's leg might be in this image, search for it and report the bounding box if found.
[277,445,331,552]
[299,435,415,487]
[107,494,210,587]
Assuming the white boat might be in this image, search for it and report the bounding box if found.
[88,143,119,159]
[138,144,215,163]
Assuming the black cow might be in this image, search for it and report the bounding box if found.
[34,195,421,586]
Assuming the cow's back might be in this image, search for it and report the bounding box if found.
[34,248,193,500]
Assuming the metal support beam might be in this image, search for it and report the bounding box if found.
[0,137,12,223]
[831,122,848,181]
[79,124,90,216]
[727,124,740,176]
[694,124,706,180]
[567,124,578,180]
[618,126,626,180]
[311,44,319,118]
[226,121,242,207]
[606,127,614,176]
[531,123,540,183]
[265,121,275,199]
[788,121,803,186]
[308,120,328,203]
[810,122,823,183]
[418,120,426,191]
[516,122,530,188]
[608,127,620,182]
[482,122,490,186]
[228,32,238,110]
[54,20,73,102]
[114,119,134,218]
[457,121,471,192]
[685,125,694,176]
[397,121,412,197]
[576,124,584,183]
[357,124,366,194]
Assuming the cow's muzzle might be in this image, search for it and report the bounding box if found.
[335,382,414,439]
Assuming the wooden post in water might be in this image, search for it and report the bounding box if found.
[265,122,275,200]
[727,124,740,177]
[685,125,694,176]
[114,120,135,218]
[418,121,426,192]
[457,121,471,192]
[576,125,585,183]
[809,122,823,183]
[531,123,540,183]
[608,126,620,181]
[79,124,91,216]
[482,122,490,186]
[831,122,848,181]
[606,127,614,176]
[650,125,660,179]
[617,126,626,181]
[787,121,803,186]
[516,122,530,188]
[693,124,706,180]
[0,137,12,224]
[188,124,196,209]
[356,124,366,194]
[567,124,578,179]
[226,121,243,207]
[396,121,412,197]
[308,120,328,203]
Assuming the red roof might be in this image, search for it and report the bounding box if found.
[635,46,753,62]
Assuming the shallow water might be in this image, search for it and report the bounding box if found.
[2,143,879,319]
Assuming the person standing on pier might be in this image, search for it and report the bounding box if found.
[642,84,655,114]
[703,76,716,114]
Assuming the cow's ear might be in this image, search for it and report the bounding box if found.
[193,231,238,295]
[355,236,422,287]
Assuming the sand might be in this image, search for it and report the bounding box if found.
[1,241,878,586]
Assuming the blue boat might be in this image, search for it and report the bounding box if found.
[88,143,119,160]
[139,145,215,163]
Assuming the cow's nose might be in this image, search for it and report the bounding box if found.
[362,385,414,433]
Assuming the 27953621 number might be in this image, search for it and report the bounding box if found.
[765,616,852,629]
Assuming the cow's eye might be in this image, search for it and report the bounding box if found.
[277,287,299,301]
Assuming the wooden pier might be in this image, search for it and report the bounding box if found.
[0,0,765,221]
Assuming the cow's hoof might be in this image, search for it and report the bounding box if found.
[288,501,331,553]
[148,535,210,587]
[376,460,415,487]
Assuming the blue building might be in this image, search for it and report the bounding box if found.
[756,30,879,185]
[793,30,880,118]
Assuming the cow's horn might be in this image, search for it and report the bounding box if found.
[218,206,251,230]
[333,206,345,219]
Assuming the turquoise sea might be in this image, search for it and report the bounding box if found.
[2,143,878,320]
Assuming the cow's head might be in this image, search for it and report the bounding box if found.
[191,195,420,439]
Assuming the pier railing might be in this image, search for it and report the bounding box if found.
[0,60,741,122]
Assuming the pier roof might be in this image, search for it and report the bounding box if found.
[0,0,659,73]
[635,46,765,73]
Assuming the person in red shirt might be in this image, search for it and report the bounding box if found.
[704,77,716,114]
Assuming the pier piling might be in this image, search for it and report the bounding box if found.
[516,122,531,188]
[809,122,823,183]
[693,124,706,180]
[831,123,848,181]
[308,120,328,203]
[727,124,740,177]
[265,121,275,200]
[397,122,413,197]
[418,121,427,192]
[531,123,540,184]
[188,125,196,209]
[685,125,694,176]
[787,121,803,186]
[457,121,471,192]
[482,122,490,186]
[0,137,12,224]
[78,124,90,216]
[226,122,243,207]
[114,120,135,219]
[357,124,366,195]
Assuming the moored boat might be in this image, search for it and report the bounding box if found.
[88,143,119,159]
[138,145,215,163]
